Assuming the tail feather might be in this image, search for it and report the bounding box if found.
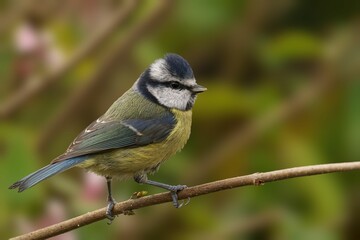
[9,157,87,192]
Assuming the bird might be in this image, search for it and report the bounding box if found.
[9,53,206,220]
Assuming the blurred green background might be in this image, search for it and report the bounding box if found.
[1,0,360,239]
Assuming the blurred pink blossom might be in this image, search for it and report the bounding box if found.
[13,21,64,76]
[14,22,43,54]
[15,199,76,240]
[82,172,105,201]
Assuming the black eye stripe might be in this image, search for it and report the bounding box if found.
[149,80,191,91]
[170,82,180,88]
[164,81,192,91]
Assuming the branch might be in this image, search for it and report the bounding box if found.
[0,0,138,119]
[10,161,360,240]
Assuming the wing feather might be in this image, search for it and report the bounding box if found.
[52,112,175,163]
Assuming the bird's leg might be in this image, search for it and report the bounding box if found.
[105,176,116,222]
[134,174,188,208]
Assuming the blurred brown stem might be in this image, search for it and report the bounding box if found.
[0,0,37,37]
[10,161,360,240]
[220,0,292,80]
[0,0,138,119]
[37,0,174,151]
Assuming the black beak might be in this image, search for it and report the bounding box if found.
[191,84,207,93]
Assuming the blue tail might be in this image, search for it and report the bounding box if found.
[9,157,87,192]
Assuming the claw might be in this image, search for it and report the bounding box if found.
[170,185,188,208]
[105,197,117,224]
[171,191,180,208]
[169,184,187,192]
[133,175,189,209]
[183,197,191,206]
[176,197,190,208]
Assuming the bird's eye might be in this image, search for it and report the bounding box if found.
[170,82,181,89]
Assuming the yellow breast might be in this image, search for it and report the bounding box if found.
[81,109,192,178]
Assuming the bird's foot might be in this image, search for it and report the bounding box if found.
[168,185,190,208]
[106,196,117,224]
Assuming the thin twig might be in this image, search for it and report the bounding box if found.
[0,0,138,119]
[10,161,360,240]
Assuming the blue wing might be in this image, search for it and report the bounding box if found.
[9,113,176,192]
[52,112,175,163]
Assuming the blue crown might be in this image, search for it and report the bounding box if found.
[164,53,194,80]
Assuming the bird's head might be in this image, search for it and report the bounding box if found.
[136,53,206,111]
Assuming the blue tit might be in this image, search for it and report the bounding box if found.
[9,53,206,220]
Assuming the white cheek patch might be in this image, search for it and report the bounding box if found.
[147,85,192,110]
